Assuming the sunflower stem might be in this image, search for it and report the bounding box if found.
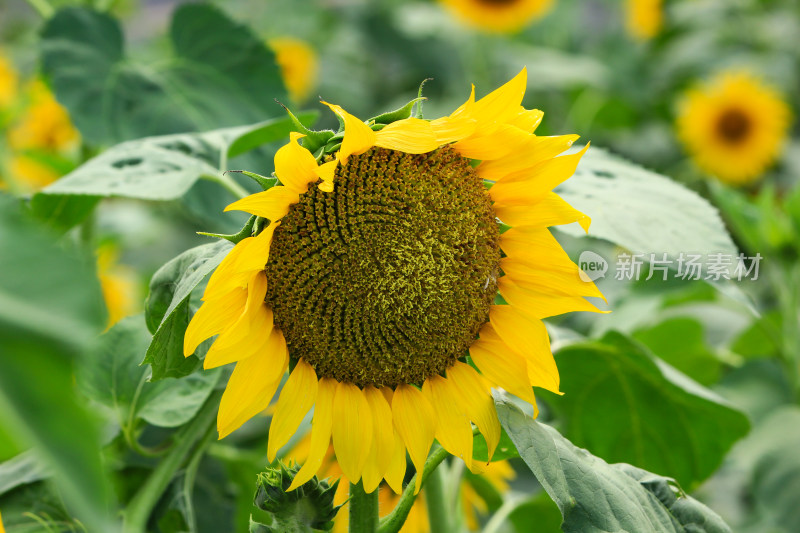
[349,480,378,533]
[121,389,222,533]
[424,463,455,533]
[377,444,449,533]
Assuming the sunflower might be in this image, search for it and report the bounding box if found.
[677,72,791,185]
[97,244,140,329]
[438,0,553,34]
[8,81,79,152]
[625,0,663,40]
[184,69,604,495]
[268,37,318,104]
[0,50,18,110]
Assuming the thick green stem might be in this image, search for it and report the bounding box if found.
[122,389,222,533]
[424,464,453,533]
[378,444,449,533]
[349,480,378,533]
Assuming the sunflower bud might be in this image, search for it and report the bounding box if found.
[250,462,341,532]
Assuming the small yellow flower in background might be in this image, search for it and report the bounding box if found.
[0,51,18,111]
[97,244,140,329]
[462,460,516,529]
[0,509,6,533]
[677,71,792,185]
[184,69,604,496]
[7,155,60,192]
[8,81,79,152]
[438,0,554,34]
[625,0,663,40]
[268,37,318,104]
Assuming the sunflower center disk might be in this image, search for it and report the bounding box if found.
[716,109,751,144]
[266,146,501,388]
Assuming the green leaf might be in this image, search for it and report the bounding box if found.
[76,316,220,431]
[0,194,118,532]
[496,396,733,533]
[733,407,800,533]
[144,241,232,381]
[28,194,100,233]
[542,332,749,488]
[472,426,519,463]
[632,318,721,386]
[146,240,233,333]
[41,5,287,145]
[0,451,49,496]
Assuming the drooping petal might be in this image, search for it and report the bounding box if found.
[323,102,376,162]
[493,192,591,232]
[361,385,395,493]
[375,118,441,154]
[332,382,373,483]
[508,107,544,133]
[268,358,319,461]
[275,131,321,193]
[477,134,579,182]
[203,222,278,299]
[217,347,288,439]
[183,287,247,356]
[422,375,474,471]
[288,377,337,490]
[446,362,500,463]
[384,427,407,495]
[488,305,560,394]
[315,159,338,190]
[392,384,436,494]
[224,187,299,221]
[469,334,537,410]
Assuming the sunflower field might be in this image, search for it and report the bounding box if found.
[1,0,799,532]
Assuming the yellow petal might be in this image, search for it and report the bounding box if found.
[203,223,277,299]
[288,377,337,490]
[469,335,537,410]
[430,114,477,144]
[316,159,338,185]
[451,124,531,161]
[422,375,474,471]
[446,362,500,462]
[275,131,320,193]
[361,386,395,493]
[498,276,604,319]
[477,134,580,182]
[489,145,589,204]
[224,187,299,221]
[184,287,248,356]
[217,348,288,438]
[384,428,407,495]
[493,192,591,232]
[501,257,605,301]
[332,382,373,483]
[499,227,581,277]
[469,68,528,127]
[392,384,436,494]
[323,102,376,162]
[375,117,440,154]
[203,301,274,369]
[509,107,544,133]
[268,358,319,461]
[488,305,560,394]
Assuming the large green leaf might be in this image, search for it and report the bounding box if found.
[76,316,220,431]
[32,114,315,231]
[0,194,118,532]
[0,451,49,496]
[496,396,732,533]
[41,5,286,145]
[144,241,233,381]
[542,332,749,488]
